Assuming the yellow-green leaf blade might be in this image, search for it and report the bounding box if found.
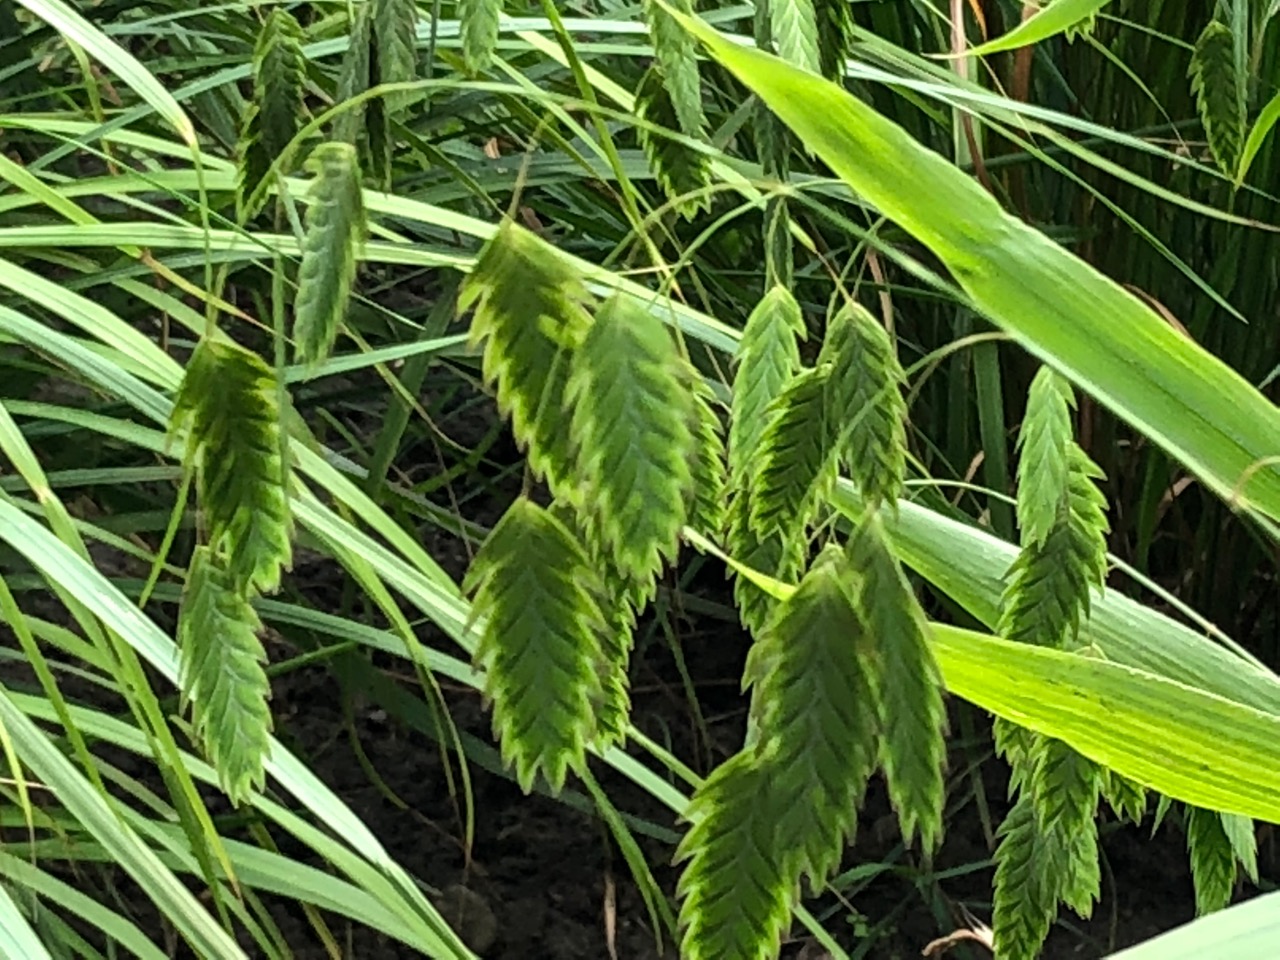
[930,625,1280,823]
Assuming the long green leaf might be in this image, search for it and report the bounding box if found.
[1237,88,1280,186]
[15,0,195,145]
[830,483,1280,715]
[0,688,246,958]
[0,882,53,960]
[929,625,1280,823]
[965,0,1110,56]
[1106,890,1280,958]
[677,14,1280,525]
[0,852,167,960]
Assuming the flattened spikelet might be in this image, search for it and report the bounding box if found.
[458,0,502,73]
[294,142,367,368]
[1015,367,1075,550]
[335,4,373,144]
[1102,768,1148,825]
[464,497,608,793]
[567,293,696,601]
[237,8,306,217]
[727,493,805,636]
[460,221,593,493]
[769,0,821,74]
[372,0,420,112]
[730,286,804,484]
[992,793,1059,960]
[1219,811,1259,884]
[548,502,638,750]
[635,65,712,218]
[748,364,833,540]
[821,302,908,508]
[641,0,706,137]
[998,445,1109,649]
[1185,804,1237,915]
[848,511,946,851]
[178,546,273,804]
[686,377,729,536]
[171,340,292,595]
[675,753,795,960]
[1190,21,1245,175]
[1029,736,1101,916]
[992,370,1113,960]
[745,544,878,884]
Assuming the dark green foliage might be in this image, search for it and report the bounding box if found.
[813,0,855,81]
[640,0,706,137]
[294,142,367,368]
[848,511,946,851]
[675,754,795,960]
[237,8,306,217]
[992,793,1059,960]
[820,302,908,508]
[464,497,608,793]
[1185,804,1237,915]
[171,340,292,596]
[744,545,878,884]
[749,364,833,541]
[458,0,502,74]
[635,65,713,218]
[567,293,696,602]
[460,221,593,495]
[1102,768,1149,825]
[178,546,273,805]
[1190,20,1245,175]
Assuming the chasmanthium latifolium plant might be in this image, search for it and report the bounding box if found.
[171,339,291,804]
[451,223,1260,959]
[456,221,950,959]
[165,160,1261,952]
[175,55,372,804]
[990,366,1254,960]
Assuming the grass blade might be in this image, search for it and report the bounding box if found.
[15,0,195,145]
[930,625,1280,823]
